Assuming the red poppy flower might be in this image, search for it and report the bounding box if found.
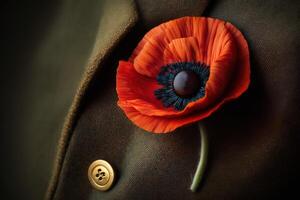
[116,17,250,133]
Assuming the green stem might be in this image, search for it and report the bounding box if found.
[190,123,208,192]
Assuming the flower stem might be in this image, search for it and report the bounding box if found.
[190,123,208,192]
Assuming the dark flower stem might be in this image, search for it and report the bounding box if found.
[190,123,208,192]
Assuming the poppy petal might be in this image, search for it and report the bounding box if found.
[119,100,227,133]
[163,37,205,64]
[117,17,250,133]
[132,36,165,77]
[130,17,206,77]
[120,19,239,118]
[222,22,250,99]
[117,61,163,107]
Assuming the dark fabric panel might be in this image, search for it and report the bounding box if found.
[54,0,300,199]
[1,0,106,199]
[204,0,300,199]
[135,0,208,28]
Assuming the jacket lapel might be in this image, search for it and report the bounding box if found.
[46,0,138,199]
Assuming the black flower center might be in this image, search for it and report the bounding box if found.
[154,62,210,110]
[173,70,201,98]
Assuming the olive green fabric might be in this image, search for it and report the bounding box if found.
[4,0,298,199]
[51,0,300,199]
[135,0,208,28]
[1,0,116,199]
[45,0,138,199]
[50,1,209,199]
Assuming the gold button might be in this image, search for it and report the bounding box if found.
[88,160,115,191]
